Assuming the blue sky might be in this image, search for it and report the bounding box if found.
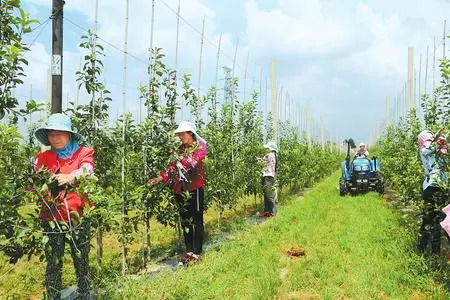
[18,0,450,144]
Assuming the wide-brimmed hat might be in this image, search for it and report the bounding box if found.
[359,142,366,147]
[264,141,278,152]
[34,113,83,146]
[174,121,206,143]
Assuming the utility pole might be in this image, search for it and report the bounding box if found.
[51,0,64,113]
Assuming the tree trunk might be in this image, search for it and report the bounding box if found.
[176,222,183,252]
[96,219,103,266]
[144,209,151,266]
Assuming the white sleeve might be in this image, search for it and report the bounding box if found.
[69,162,94,178]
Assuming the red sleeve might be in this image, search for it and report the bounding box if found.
[161,171,169,183]
[160,162,177,183]
[78,147,95,170]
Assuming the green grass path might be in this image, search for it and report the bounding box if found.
[111,172,448,299]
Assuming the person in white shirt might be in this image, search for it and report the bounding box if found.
[355,142,369,158]
[259,141,278,217]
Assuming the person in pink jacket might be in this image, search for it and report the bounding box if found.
[149,121,207,263]
[441,205,450,237]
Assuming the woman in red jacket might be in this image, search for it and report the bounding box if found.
[34,113,94,300]
[149,121,207,263]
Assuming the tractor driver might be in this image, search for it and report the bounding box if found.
[355,142,369,158]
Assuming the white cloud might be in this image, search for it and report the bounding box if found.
[19,0,450,142]
[245,0,367,57]
[242,0,449,141]
[23,42,50,92]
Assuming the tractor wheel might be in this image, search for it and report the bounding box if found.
[339,178,347,196]
[376,180,384,194]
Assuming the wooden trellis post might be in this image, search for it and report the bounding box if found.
[197,17,205,100]
[271,59,278,141]
[424,45,429,94]
[91,0,99,128]
[407,47,414,112]
[174,0,180,121]
[231,37,239,108]
[213,33,222,115]
[148,0,155,117]
[215,34,222,89]
[433,37,436,91]
[386,96,390,127]
[243,53,249,103]
[259,68,263,111]
[120,0,129,276]
[418,54,422,114]
[278,86,283,122]
[320,116,324,150]
[308,106,312,141]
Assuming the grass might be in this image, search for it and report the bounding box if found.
[0,186,272,299]
[2,171,448,299]
[105,171,449,299]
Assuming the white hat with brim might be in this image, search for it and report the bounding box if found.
[34,113,83,146]
[174,121,206,144]
[264,141,278,152]
[359,142,366,147]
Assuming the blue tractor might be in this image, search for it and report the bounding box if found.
[339,141,384,196]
